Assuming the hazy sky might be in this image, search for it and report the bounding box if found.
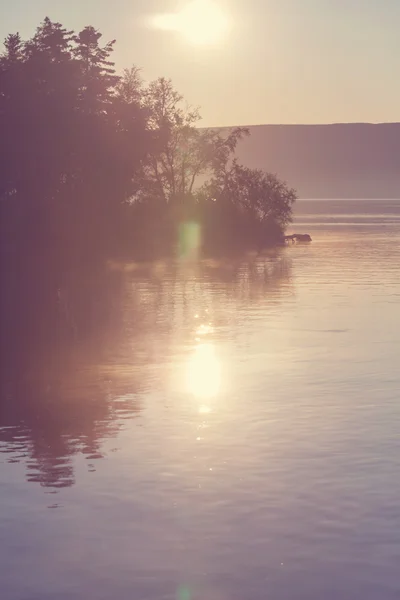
[1,0,399,126]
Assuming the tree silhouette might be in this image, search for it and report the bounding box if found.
[198,160,297,253]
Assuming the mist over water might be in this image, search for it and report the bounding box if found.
[1,199,400,600]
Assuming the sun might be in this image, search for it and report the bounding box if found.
[178,0,230,45]
[153,1,230,46]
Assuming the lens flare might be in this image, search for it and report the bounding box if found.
[178,222,201,260]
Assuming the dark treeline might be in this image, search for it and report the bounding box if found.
[0,18,296,374]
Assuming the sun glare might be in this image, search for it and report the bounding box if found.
[153,1,230,46]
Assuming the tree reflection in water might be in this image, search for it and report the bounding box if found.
[0,363,143,489]
[0,252,292,491]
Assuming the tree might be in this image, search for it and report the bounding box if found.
[0,18,150,354]
[139,77,248,206]
[23,17,74,62]
[1,33,23,64]
[73,26,118,112]
[198,160,297,254]
[116,66,143,105]
[215,161,295,225]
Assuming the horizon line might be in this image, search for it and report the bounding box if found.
[201,121,400,129]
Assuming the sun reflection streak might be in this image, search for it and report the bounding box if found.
[186,342,221,400]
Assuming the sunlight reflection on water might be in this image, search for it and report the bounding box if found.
[186,342,221,400]
[1,200,400,600]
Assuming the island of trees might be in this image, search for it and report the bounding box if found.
[0,18,297,371]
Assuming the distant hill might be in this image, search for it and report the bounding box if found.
[224,123,400,199]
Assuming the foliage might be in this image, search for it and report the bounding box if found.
[197,160,297,254]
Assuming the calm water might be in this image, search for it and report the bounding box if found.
[1,200,400,600]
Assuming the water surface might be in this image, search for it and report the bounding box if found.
[1,199,400,600]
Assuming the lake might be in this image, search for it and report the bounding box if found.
[1,199,400,600]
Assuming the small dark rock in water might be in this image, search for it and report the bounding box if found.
[284,234,312,243]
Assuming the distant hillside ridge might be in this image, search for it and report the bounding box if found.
[213,123,400,199]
